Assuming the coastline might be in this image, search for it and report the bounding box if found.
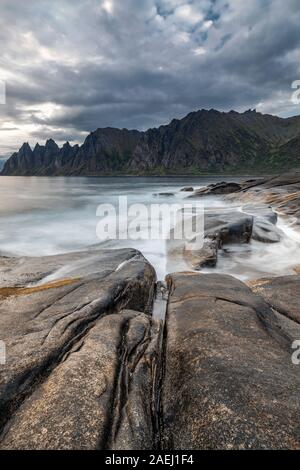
[0,171,299,449]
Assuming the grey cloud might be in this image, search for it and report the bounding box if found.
[0,0,300,155]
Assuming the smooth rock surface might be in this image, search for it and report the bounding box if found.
[184,211,253,269]
[228,171,300,224]
[242,204,278,224]
[0,310,162,450]
[162,272,300,449]
[0,249,156,449]
[189,181,242,197]
[180,187,194,192]
[251,218,282,243]
[241,204,282,243]
[250,275,300,325]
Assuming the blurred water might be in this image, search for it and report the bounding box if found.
[0,176,299,280]
[201,216,300,281]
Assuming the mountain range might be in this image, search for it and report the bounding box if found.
[0,159,6,172]
[1,109,300,176]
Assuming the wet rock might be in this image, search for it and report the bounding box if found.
[250,275,300,325]
[242,204,278,224]
[189,182,242,197]
[204,211,253,244]
[185,211,253,269]
[0,249,156,449]
[110,312,163,450]
[262,172,300,189]
[228,171,300,224]
[241,204,282,243]
[156,281,169,301]
[0,310,162,450]
[162,272,300,450]
[180,187,194,192]
[153,192,175,197]
[185,239,218,269]
[1,241,300,450]
[252,218,282,243]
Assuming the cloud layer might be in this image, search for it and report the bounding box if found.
[0,0,300,155]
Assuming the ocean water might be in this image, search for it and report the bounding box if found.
[0,176,299,281]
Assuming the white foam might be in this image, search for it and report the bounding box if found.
[0,176,299,281]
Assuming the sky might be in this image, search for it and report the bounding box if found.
[0,0,300,157]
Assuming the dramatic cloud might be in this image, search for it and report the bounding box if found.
[0,0,300,155]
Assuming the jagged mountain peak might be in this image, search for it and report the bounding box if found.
[2,108,300,176]
[20,142,32,152]
[45,138,59,149]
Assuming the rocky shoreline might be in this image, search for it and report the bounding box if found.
[179,171,300,273]
[0,172,299,449]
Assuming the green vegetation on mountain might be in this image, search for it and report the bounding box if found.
[2,109,300,176]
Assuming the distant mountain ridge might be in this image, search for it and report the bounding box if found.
[2,109,300,176]
[0,159,6,172]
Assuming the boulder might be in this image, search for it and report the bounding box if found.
[184,211,253,269]
[189,182,242,197]
[153,192,175,197]
[242,204,278,224]
[180,187,194,192]
[162,272,300,449]
[185,239,218,269]
[204,211,253,244]
[0,249,157,449]
[0,310,162,450]
[252,218,282,243]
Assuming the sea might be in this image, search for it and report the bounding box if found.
[0,176,299,281]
